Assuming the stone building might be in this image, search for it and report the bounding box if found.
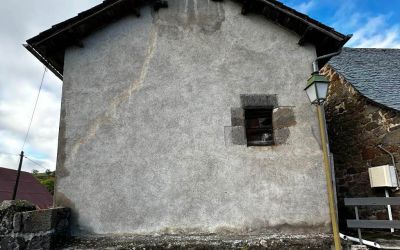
[25,0,350,247]
[322,48,400,229]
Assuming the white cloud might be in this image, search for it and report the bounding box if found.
[0,0,102,173]
[294,0,315,14]
[0,72,61,172]
[349,15,400,48]
[331,5,400,48]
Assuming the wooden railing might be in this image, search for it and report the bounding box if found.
[344,197,400,245]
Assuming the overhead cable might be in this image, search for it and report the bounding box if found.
[21,66,47,150]
[24,156,47,170]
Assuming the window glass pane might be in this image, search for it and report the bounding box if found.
[244,108,274,146]
[259,117,272,128]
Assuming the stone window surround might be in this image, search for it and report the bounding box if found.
[225,94,296,146]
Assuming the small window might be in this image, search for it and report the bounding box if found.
[244,107,274,146]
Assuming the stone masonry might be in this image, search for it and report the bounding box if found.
[322,65,400,230]
[0,200,70,250]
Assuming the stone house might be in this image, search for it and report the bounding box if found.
[25,0,350,247]
[322,48,400,229]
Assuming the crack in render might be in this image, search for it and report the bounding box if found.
[67,23,159,162]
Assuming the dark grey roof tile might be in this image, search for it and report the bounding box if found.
[328,48,400,111]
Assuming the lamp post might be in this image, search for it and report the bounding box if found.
[305,73,341,250]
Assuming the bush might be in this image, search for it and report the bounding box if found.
[32,170,55,195]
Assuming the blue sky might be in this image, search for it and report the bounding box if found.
[282,0,400,47]
[0,0,399,173]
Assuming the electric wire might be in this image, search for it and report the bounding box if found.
[21,66,47,151]
[0,151,19,156]
[24,156,47,170]
[0,153,50,171]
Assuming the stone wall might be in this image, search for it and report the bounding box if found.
[322,65,400,229]
[0,200,70,250]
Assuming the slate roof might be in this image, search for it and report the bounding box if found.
[328,48,400,111]
[25,0,350,80]
[0,167,53,209]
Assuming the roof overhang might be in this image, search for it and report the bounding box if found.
[25,0,351,80]
[242,0,351,61]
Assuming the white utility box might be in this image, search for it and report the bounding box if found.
[368,165,398,188]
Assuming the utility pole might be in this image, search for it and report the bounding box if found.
[12,151,24,200]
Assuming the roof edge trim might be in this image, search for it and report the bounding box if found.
[31,0,129,47]
[24,44,63,80]
[257,0,347,42]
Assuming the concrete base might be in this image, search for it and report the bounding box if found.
[60,234,333,249]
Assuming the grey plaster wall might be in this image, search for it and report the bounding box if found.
[57,0,329,235]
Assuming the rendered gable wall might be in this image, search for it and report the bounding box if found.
[56,0,329,235]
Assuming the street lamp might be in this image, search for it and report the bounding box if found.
[305,73,330,105]
[305,72,341,250]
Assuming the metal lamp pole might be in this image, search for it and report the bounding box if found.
[306,51,342,250]
[317,104,341,250]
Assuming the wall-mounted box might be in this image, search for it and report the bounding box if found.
[368,165,398,188]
